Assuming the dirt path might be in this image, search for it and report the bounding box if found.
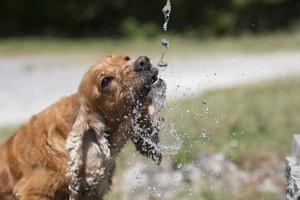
[0,51,299,125]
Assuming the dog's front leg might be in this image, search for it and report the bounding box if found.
[14,169,65,200]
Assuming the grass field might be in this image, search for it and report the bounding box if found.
[0,31,300,57]
[167,75,300,168]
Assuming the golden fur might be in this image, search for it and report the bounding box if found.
[0,54,161,200]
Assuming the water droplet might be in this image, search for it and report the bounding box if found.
[230,139,239,149]
[176,163,183,169]
[215,119,219,127]
[158,39,169,67]
[216,153,225,161]
[161,38,169,49]
[200,129,210,141]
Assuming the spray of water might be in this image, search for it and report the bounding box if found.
[160,121,182,156]
[130,79,167,164]
[158,0,171,68]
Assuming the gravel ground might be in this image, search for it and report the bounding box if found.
[0,51,299,126]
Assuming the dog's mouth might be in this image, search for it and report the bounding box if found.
[136,75,158,101]
[132,56,159,98]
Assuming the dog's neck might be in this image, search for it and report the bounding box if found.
[79,104,131,158]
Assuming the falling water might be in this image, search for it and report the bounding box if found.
[162,0,171,31]
[158,39,169,67]
[158,0,171,67]
[131,79,167,164]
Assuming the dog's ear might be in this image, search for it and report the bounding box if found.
[65,105,110,200]
[131,113,162,165]
[65,108,88,200]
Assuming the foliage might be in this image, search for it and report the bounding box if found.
[0,0,299,37]
[1,31,300,56]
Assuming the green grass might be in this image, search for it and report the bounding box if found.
[167,76,300,168]
[0,31,300,57]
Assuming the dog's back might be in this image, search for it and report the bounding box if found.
[0,136,16,200]
[0,94,80,200]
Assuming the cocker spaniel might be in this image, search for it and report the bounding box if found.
[0,54,166,200]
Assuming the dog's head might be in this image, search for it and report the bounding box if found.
[79,54,159,118]
[78,54,165,164]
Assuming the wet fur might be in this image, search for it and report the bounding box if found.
[0,54,161,200]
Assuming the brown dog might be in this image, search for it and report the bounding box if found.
[0,54,165,200]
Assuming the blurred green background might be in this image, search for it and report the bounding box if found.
[0,0,299,38]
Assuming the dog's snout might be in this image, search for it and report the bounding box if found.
[134,56,151,72]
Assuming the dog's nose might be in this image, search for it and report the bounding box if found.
[134,56,152,72]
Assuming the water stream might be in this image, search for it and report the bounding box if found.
[158,0,171,67]
[162,0,171,31]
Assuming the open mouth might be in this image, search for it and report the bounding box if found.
[135,74,163,107]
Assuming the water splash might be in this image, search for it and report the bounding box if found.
[230,139,239,149]
[148,79,182,156]
[160,122,182,155]
[200,128,210,142]
[148,78,167,118]
[202,100,209,114]
[130,79,167,164]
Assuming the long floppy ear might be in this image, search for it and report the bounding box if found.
[65,107,87,200]
[65,105,110,200]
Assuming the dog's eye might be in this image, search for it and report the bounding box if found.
[101,76,113,89]
[124,56,130,61]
